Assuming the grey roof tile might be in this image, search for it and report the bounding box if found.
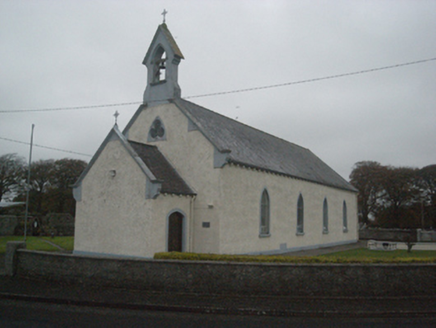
[143,24,184,65]
[160,23,184,59]
[129,141,195,196]
[174,98,356,192]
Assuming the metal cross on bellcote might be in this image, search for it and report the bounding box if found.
[114,110,119,125]
[162,9,168,23]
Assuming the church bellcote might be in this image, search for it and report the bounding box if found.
[143,23,184,104]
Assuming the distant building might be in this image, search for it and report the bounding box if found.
[0,202,25,208]
[73,24,358,258]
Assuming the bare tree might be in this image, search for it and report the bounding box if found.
[0,153,25,202]
[349,161,384,225]
[13,158,87,215]
[351,160,434,229]
[48,158,87,214]
[377,166,420,228]
[418,165,436,228]
[28,159,55,214]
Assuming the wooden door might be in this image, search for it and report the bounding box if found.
[168,212,183,252]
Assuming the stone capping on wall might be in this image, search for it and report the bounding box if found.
[359,228,418,242]
[418,230,436,242]
[5,241,26,276]
[8,246,436,297]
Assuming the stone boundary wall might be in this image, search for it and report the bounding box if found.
[9,248,436,297]
[359,228,418,242]
[418,230,436,242]
[0,216,17,236]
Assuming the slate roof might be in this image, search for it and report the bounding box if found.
[174,98,356,192]
[129,141,195,195]
[74,125,194,196]
[159,23,184,59]
[143,23,184,65]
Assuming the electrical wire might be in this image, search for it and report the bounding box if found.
[184,57,436,99]
[0,102,141,114]
[1,56,435,158]
[0,136,92,157]
[1,57,435,114]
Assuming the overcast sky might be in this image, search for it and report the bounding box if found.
[1,0,435,180]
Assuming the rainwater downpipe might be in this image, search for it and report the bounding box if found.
[190,195,196,252]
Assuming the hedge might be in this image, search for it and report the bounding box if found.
[154,252,436,264]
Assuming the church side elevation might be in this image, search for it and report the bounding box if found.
[73,23,358,258]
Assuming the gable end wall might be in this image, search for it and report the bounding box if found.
[74,138,192,258]
[127,103,221,253]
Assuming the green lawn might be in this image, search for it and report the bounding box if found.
[2,237,436,263]
[0,236,74,253]
[41,236,74,251]
[319,248,436,259]
[156,248,436,263]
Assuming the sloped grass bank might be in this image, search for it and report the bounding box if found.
[155,249,436,263]
[41,236,74,251]
[0,236,74,253]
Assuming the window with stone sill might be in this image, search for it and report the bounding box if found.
[259,189,270,237]
[296,194,304,235]
[343,200,348,232]
[323,198,329,234]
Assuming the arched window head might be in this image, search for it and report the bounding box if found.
[297,194,304,235]
[260,189,270,236]
[148,117,166,142]
[323,198,329,234]
[343,201,348,232]
[152,46,167,83]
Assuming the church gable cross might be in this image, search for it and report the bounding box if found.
[161,9,168,23]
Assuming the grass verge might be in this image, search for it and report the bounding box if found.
[41,236,74,251]
[319,248,436,259]
[0,236,74,253]
[155,249,436,263]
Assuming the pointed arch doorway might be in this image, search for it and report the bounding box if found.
[167,211,185,252]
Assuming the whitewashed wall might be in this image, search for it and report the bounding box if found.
[126,102,358,255]
[74,137,191,258]
[127,103,221,253]
[217,164,358,254]
[76,102,357,258]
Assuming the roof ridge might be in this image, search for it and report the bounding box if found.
[128,140,195,195]
[174,98,355,192]
[159,23,184,59]
[177,98,309,152]
[128,140,157,149]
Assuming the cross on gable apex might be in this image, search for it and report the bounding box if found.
[161,9,168,23]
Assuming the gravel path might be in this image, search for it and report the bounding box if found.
[282,240,366,256]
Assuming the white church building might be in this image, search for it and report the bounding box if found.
[73,23,358,258]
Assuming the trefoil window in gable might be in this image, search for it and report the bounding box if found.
[148,117,166,142]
